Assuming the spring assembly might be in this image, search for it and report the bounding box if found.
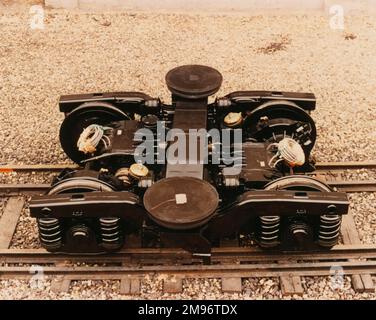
[37,218,62,250]
[258,216,281,248]
[99,217,123,249]
[318,214,342,247]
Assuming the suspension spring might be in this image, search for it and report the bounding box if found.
[259,216,281,248]
[99,217,123,250]
[37,218,62,250]
[318,214,342,247]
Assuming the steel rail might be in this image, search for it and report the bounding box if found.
[0,184,50,196]
[1,161,376,172]
[1,244,376,264]
[328,180,376,192]
[315,161,376,171]
[1,260,376,279]
[0,164,77,172]
[1,180,376,195]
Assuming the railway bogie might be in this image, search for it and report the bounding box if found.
[30,65,349,254]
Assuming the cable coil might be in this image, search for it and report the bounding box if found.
[77,124,111,154]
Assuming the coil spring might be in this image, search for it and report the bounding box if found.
[259,216,281,248]
[318,214,342,247]
[99,217,123,250]
[37,218,62,250]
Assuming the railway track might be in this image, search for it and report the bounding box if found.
[3,259,376,279]
[1,180,375,195]
[1,160,376,194]
[0,242,376,294]
[1,243,376,294]
[0,161,375,295]
[2,244,376,264]
[1,160,376,172]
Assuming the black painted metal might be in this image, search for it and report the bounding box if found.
[29,64,350,255]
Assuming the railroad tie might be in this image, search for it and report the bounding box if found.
[219,238,243,293]
[221,277,243,293]
[120,260,141,295]
[120,277,141,295]
[341,213,374,293]
[279,260,304,296]
[163,276,183,294]
[50,276,71,293]
[50,262,71,293]
[0,197,25,249]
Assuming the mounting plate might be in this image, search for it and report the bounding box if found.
[165,65,222,99]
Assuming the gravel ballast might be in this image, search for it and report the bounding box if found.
[0,276,376,300]
[0,8,376,164]
[1,4,376,300]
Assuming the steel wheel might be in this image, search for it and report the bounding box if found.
[59,102,129,163]
[259,176,339,249]
[245,100,317,152]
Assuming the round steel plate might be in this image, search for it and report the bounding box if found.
[143,177,219,230]
[165,65,222,99]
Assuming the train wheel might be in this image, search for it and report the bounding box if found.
[37,177,124,252]
[47,176,115,195]
[258,176,341,249]
[59,102,130,164]
[244,100,317,153]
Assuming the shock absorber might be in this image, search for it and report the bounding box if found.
[318,214,342,247]
[285,220,313,248]
[99,217,123,250]
[258,216,281,248]
[37,218,62,251]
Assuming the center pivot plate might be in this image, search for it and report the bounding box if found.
[144,65,222,229]
[143,177,219,230]
[165,64,223,99]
